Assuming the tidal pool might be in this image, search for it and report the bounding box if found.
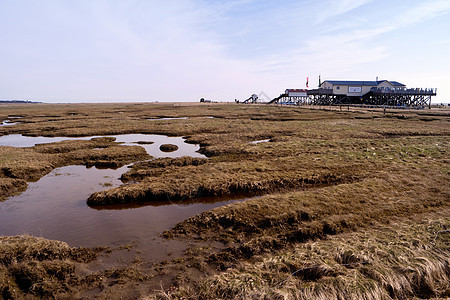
[0,134,236,262]
[0,134,205,158]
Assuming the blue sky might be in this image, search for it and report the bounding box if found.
[1,0,449,103]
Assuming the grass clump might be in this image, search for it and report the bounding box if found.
[121,156,208,182]
[0,178,27,201]
[0,235,104,298]
[135,141,154,145]
[159,144,179,152]
[87,159,356,205]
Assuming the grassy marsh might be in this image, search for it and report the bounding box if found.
[0,102,449,299]
[156,211,449,299]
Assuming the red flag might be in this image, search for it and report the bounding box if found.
[306,77,309,88]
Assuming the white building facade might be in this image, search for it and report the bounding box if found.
[320,80,406,97]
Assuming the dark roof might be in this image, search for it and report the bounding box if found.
[285,89,308,92]
[388,81,406,86]
[324,80,405,87]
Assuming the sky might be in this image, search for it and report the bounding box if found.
[1,0,449,103]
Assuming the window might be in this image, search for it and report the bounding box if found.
[336,86,340,90]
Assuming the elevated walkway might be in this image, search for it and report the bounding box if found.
[361,88,436,108]
[266,88,436,108]
[268,94,287,104]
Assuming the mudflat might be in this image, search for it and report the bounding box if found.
[0,103,449,299]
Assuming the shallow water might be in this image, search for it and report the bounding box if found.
[250,139,271,144]
[0,121,18,126]
[0,134,206,158]
[0,164,237,261]
[147,117,189,121]
[0,134,234,262]
[0,116,22,127]
[147,116,215,121]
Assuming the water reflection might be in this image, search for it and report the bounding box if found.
[0,121,18,126]
[0,116,22,127]
[0,133,237,261]
[147,117,189,121]
[147,116,215,121]
[90,194,248,210]
[250,139,271,144]
[0,165,241,260]
[0,133,206,158]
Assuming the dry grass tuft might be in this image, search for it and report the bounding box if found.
[0,235,105,298]
[121,156,208,182]
[0,178,27,201]
[151,213,450,299]
[159,144,179,152]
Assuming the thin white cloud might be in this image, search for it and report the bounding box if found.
[259,0,450,74]
[392,0,450,27]
[315,0,374,24]
[309,0,450,49]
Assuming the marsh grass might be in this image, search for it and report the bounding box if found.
[159,144,179,152]
[88,158,359,205]
[151,212,449,299]
[135,141,155,145]
[120,156,208,182]
[0,235,105,298]
[88,134,448,206]
[162,162,447,257]
[0,103,449,299]
[0,177,28,201]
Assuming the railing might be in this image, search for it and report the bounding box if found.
[370,87,436,95]
[307,89,333,95]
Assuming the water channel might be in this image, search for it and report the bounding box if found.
[0,134,239,262]
[1,116,22,127]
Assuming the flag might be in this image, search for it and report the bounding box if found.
[306,77,309,88]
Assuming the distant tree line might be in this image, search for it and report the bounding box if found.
[0,100,41,103]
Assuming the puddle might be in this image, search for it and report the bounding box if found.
[147,117,189,121]
[0,121,18,126]
[147,116,215,121]
[0,133,235,262]
[250,139,271,144]
[0,116,23,126]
